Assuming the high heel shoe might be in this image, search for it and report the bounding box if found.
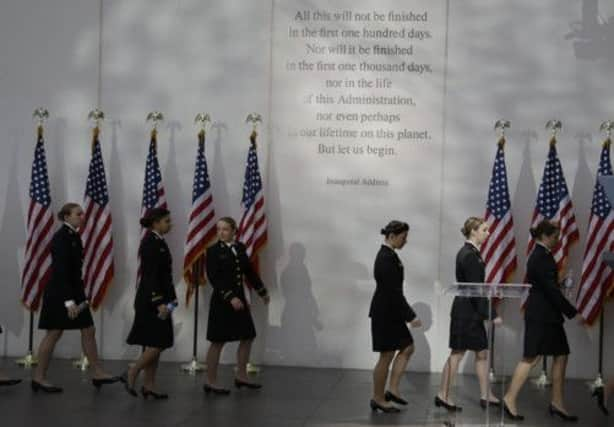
[31,380,63,393]
[92,376,121,389]
[480,398,501,409]
[592,386,609,415]
[0,379,22,387]
[203,383,230,395]
[385,391,408,405]
[434,395,462,412]
[549,404,578,422]
[141,386,168,399]
[503,401,524,421]
[234,378,262,389]
[370,399,400,413]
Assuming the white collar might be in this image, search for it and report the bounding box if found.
[465,240,480,251]
[536,241,550,252]
[383,241,396,251]
[63,222,78,233]
[151,230,164,239]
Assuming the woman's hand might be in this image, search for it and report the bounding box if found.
[410,318,422,328]
[261,294,271,305]
[67,304,79,320]
[230,297,244,311]
[157,304,169,318]
[493,316,503,326]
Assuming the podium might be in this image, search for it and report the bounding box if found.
[442,282,531,426]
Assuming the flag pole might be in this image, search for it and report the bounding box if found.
[16,311,38,367]
[588,122,614,390]
[181,113,211,374]
[245,113,263,375]
[72,110,105,372]
[531,121,563,389]
[588,310,605,389]
[181,257,205,374]
[16,109,50,368]
[488,120,511,384]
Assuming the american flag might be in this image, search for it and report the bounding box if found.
[237,131,267,266]
[523,138,579,305]
[183,130,216,305]
[21,127,54,310]
[481,137,517,284]
[80,127,114,310]
[576,139,614,324]
[137,129,167,284]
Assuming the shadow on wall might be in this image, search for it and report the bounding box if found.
[566,0,614,62]
[410,301,433,373]
[271,242,322,366]
[0,140,26,340]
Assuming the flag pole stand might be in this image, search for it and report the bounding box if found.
[72,354,89,371]
[587,310,605,390]
[181,260,205,374]
[16,311,38,367]
[532,356,552,387]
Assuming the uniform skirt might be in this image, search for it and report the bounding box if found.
[449,317,488,351]
[371,317,413,352]
[523,321,570,358]
[126,311,174,349]
[206,293,257,343]
[38,298,94,330]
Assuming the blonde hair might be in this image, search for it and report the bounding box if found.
[461,217,485,238]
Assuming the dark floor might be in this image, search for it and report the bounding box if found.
[0,358,609,426]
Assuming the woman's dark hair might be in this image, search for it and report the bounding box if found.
[461,216,485,238]
[57,203,81,221]
[529,219,560,239]
[140,207,171,228]
[380,220,410,237]
[218,216,237,231]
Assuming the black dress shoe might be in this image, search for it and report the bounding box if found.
[141,386,168,400]
[370,399,401,413]
[0,379,22,387]
[31,380,63,393]
[92,376,121,388]
[234,378,262,389]
[385,391,408,405]
[434,395,462,412]
[203,384,230,395]
[480,398,501,409]
[592,387,609,415]
[503,401,524,421]
[549,404,578,422]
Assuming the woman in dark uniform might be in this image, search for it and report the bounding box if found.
[33,203,120,393]
[203,217,270,394]
[124,207,177,399]
[0,325,21,386]
[435,217,502,412]
[503,220,578,421]
[369,220,421,413]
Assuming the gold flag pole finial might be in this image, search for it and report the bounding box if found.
[88,109,105,142]
[33,108,49,137]
[600,121,614,146]
[194,113,211,139]
[146,111,164,139]
[494,119,511,146]
[246,113,262,145]
[545,119,562,145]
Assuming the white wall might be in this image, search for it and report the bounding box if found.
[0,0,612,379]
